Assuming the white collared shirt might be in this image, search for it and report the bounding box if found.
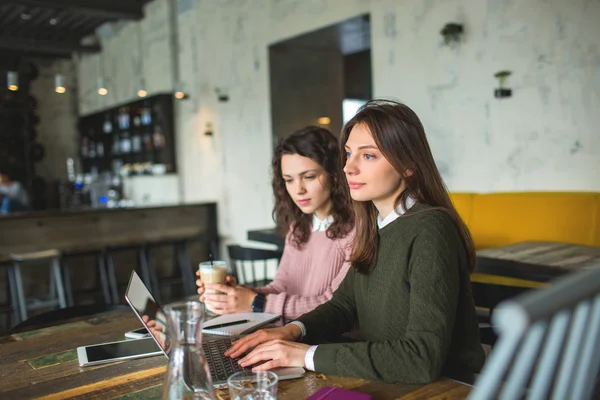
[377,196,417,229]
[312,214,334,232]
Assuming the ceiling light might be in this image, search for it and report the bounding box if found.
[55,74,66,94]
[97,76,108,96]
[137,77,147,98]
[7,71,18,91]
[49,18,59,25]
[173,82,187,100]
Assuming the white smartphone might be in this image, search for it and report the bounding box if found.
[77,337,163,367]
[125,327,151,339]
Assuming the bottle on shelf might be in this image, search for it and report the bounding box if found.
[132,135,142,153]
[141,107,152,126]
[97,142,105,158]
[153,125,165,149]
[103,113,113,134]
[143,133,153,151]
[81,137,89,158]
[88,140,96,158]
[120,132,132,154]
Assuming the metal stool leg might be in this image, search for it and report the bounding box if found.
[177,242,195,296]
[143,246,161,303]
[12,262,28,321]
[138,247,153,295]
[51,257,67,309]
[97,252,111,305]
[49,266,57,300]
[61,258,75,307]
[7,265,22,326]
[105,252,120,304]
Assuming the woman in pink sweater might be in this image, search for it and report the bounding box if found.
[197,126,354,320]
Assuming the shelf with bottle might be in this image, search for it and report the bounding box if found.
[78,93,175,174]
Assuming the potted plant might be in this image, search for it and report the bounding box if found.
[440,23,464,47]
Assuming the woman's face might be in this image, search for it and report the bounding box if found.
[343,123,403,217]
[281,154,332,219]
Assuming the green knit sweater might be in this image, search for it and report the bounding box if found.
[296,204,485,384]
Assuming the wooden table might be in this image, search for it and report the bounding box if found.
[247,228,284,248]
[475,241,600,284]
[0,310,472,399]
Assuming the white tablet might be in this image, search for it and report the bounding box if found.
[77,337,162,367]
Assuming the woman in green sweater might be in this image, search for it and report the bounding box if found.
[225,99,485,384]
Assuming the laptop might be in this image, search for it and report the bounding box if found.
[124,270,305,387]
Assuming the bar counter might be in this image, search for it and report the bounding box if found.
[0,203,218,257]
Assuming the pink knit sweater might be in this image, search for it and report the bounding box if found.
[255,229,353,321]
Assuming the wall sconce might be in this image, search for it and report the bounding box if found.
[494,70,513,98]
[204,122,214,136]
[215,87,229,102]
[318,117,331,125]
[440,23,464,47]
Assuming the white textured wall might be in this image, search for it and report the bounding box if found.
[77,0,600,247]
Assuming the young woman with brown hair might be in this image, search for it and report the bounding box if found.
[197,126,354,321]
[225,100,485,384]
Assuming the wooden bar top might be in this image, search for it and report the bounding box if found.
[0,203,218,256]
[0,310,472,399]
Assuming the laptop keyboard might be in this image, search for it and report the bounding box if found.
[203,337,253,382]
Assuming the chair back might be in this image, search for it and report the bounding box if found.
[469,266,600,400]
[227,245,283,287]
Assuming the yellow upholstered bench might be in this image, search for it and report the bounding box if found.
[451,192,600,288]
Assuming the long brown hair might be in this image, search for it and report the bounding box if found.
[341,99,476,273]
[272,126,353,249]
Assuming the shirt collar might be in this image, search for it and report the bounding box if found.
[312,214,334,232]
[377,196,417,229]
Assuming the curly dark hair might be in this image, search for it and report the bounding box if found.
[272,126,353,249]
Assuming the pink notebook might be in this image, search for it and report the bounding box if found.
[306,386,372,400]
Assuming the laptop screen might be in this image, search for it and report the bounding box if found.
[124,271,170,356]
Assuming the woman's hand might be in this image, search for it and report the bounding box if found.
[141,315,167,350]
[202,284,258,315]
[239,340,311,372]
[196,271,237,298]
[225,324,303,359]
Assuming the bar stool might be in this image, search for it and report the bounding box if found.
[104,243,158,304]
[60,247,116,306]
[8,249,68,324]
[145,238,196,297]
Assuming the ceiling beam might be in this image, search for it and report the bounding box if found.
[0,36,100,58]
[5,0,144,20]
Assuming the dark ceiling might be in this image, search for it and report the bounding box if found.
[0,0,149,60]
